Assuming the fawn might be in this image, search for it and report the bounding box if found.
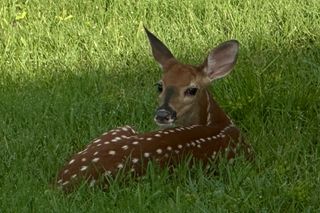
[56,28,253,192]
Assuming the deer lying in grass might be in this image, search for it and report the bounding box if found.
[56,28,253,192]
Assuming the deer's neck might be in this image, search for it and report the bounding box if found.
[198,90,232,127]
[175,90,232,128]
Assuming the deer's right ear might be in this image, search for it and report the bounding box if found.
[144,27,175,69]
[203,40,239,81]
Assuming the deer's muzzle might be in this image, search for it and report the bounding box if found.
[154,107,177,127]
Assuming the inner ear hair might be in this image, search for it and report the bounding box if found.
[204,40,239,81]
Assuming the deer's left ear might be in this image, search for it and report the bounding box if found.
[203,40,239,81]
[144,27,176,69]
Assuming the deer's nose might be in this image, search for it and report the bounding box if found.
[154,108,177,125]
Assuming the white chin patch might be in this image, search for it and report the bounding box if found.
[154,116,176,129]
[156,123,174,129]
[154,119,175,129]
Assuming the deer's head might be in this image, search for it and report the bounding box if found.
[145,28,239,128]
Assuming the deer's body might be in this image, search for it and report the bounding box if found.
[56,28,253,192]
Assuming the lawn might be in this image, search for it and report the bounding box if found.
[0,0,320,212]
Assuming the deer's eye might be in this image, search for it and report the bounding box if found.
[155,82,163,93]
[185,87,198,96]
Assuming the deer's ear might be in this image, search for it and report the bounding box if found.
[203,40,239,81]
[144,27,175,69]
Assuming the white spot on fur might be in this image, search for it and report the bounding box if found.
[117,163,124,169]
[93,139,101,143]
[71,174,77,179]
[122,145,129,150]
[156,149,162,154]
[94,151,99,156]
[62,181,69,186]
[108,150,116,155]
[80,166,88,171]
[167,146,172,151]
[92,157,99,163]
[81,158,86,162]
[132,158,139,163]
[144,152,150,158]
[155,134,161,137]
[69,159,75,165]
[177,144,183,149]
[132,141,139,145]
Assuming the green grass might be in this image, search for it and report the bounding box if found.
[1,0,320,212]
